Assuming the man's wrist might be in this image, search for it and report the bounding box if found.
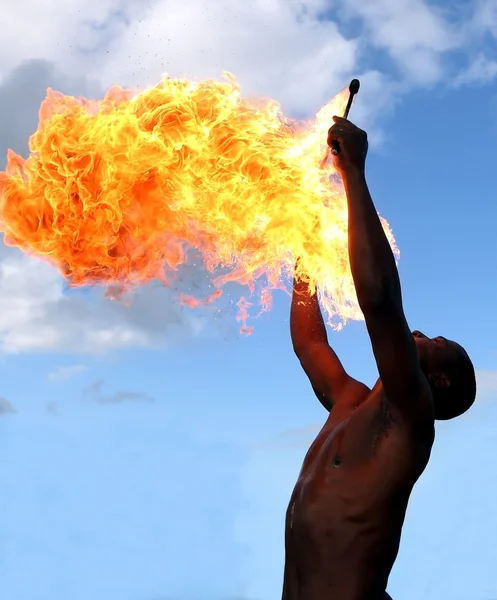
[340,165,366,185]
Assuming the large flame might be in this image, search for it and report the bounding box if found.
[0,73,398,333]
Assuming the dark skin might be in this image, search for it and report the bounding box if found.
[283,117,464,600]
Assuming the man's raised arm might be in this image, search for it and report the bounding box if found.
[328,117,429,422]
[291,265,368,411]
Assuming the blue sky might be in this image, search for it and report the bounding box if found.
[1,1,497,599]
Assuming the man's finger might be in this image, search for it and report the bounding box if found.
[332,116,360,131]
[327,129,345,148]
[327,133,343,145]
[328,124,345,138]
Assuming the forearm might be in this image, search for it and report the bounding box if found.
[342,168,401,310]
[290,272,328,352]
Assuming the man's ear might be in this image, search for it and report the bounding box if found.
[428,371,450,389]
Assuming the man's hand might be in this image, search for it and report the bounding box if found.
[327,116,368,176]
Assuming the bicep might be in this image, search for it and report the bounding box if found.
[296,342,367,411]
[363,301,428,418]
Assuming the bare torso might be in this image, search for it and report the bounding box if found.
[282,382,434,600]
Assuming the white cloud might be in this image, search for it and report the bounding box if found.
[0,1,496,355]
[0,0,361,117]
[0,0,148,77]
[1,0,494,114]
[90,0,363,118]
[472,0,497,37]
[453,53,497,86]
[341,0,458,84]
[47,364,89,383]
[0,248,219,354]
[0,59,102,159]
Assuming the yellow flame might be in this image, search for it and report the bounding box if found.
[0,73,399,332]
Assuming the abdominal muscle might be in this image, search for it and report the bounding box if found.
[286,493,403,600]
[283,397,424,600]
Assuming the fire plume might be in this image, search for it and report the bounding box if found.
[0,73,398,332]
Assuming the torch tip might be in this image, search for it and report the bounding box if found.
[349,79,360,94]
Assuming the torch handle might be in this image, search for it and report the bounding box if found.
[331,81,359,156]
[330,99,352,156]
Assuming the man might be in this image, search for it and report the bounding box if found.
[283,117,476,600]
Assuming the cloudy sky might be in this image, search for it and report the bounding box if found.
[1,0,497,599]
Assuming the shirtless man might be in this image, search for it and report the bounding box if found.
[283,117,477,600]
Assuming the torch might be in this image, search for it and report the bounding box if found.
[330,78,360,155]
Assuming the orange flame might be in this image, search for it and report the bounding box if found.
[0,73,398,332]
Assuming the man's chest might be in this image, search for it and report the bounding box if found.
[300,395,394,475]
[291,399,424,518]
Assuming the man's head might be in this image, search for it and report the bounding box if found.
[412,330,476,420]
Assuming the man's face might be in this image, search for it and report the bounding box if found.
[412,330,457,367]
